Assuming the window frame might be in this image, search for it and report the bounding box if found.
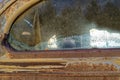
[2,0,120,59]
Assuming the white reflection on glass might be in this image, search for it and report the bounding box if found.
[22,31,31,36]
[24,19,33,27]
[47,35,58,49]
[90,29,120,48]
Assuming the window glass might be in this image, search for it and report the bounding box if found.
[8,0,120,51]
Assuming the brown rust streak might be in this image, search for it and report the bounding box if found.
[0,71,120,77]
[0,0,17,16]
[6,48,120,58]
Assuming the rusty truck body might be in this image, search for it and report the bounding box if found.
[0,0,120,80]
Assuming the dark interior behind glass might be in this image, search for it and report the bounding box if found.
[8,0,120,51]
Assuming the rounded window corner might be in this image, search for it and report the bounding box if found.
[2,0,120,58]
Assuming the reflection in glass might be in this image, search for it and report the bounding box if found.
[90,29,120,48]
[8,0,120,51]
[47,35,58,49]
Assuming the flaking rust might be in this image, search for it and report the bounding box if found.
[0,0,120,80]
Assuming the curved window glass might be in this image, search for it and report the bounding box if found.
[8,0,120,51]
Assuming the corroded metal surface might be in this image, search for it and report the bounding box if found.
[0,0,31,18]
[0,0,32,33]
[0,74,119,80]
[0,58,119,79]
[0,0,120,79]
[4,0,31,20]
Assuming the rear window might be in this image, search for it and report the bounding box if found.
[8,0,120,51]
